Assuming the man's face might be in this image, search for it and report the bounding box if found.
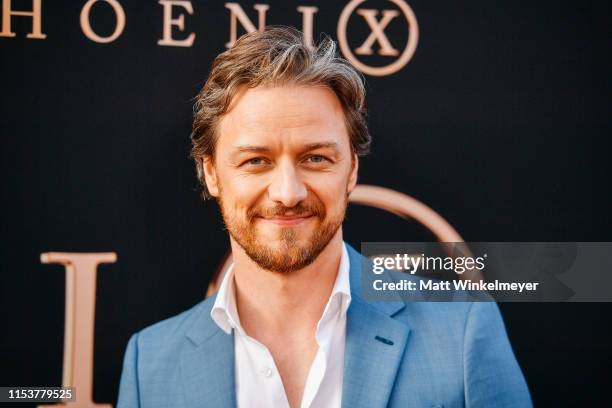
[203,85,359,273]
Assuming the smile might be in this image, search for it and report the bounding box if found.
[259,214,315,226]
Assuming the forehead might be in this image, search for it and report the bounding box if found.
[217,85,349,151]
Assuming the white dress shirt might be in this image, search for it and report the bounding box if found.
[211,242,352,408]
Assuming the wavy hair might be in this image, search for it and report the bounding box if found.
[190,26,370,199]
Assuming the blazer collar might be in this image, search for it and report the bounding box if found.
[184,241,404,346]
[346,242,406,316]
[180,243,410,408]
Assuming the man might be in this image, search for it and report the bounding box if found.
[117,27,531,408]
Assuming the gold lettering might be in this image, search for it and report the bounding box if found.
[355,9,399,56]
[39,252,117,408]
[337,0,419,76]
[0,0,46,39]
[296,5,317,50]
[224,2,268,48]
[158,0,195,47]
[80,0,125,44]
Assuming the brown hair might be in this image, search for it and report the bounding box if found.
[190,26,371,199]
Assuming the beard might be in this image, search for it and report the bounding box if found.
[218,192,348,274]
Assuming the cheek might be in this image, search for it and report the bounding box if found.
[308,176,348,212]
[218,172,266,210]
[308,167,352,194]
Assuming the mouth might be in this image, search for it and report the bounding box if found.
[258,214,315,226]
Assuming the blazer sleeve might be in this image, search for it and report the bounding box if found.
[117,332,141,408]
[463,302,533,407]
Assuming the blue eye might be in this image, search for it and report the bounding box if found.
[308,155,325,163]
[246,157,263,165]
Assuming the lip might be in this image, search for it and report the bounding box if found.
[259,214,314,226]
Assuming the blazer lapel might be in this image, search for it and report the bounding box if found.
[342,298,411,408]
[177,245,409,408]
[342,244,412,408]
[180,296,236,408]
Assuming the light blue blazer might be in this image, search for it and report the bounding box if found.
[117,244,532,407]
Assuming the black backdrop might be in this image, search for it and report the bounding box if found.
[1,0,610,406]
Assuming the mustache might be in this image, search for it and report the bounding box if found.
[248,201,325,220]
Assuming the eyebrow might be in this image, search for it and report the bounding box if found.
[232,142,340,154]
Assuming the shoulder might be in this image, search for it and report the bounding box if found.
[118,295,226,407]
[132,295,218,351]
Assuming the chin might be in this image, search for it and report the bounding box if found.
[265,233,313,248]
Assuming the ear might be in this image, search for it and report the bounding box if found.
[202,157,220,197]
[347,153,359,193]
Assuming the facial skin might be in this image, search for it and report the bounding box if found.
[202,85,359,273]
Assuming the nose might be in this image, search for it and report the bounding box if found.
[267,159,307,207]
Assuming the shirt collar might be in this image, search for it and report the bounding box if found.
[211,242,352,335]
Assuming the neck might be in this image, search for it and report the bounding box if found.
[230,230,344,338]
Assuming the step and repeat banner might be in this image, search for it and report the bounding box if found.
[1,0,610,406]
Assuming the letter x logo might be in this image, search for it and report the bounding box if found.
[337,0,419,76]
[355,9,400,56]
